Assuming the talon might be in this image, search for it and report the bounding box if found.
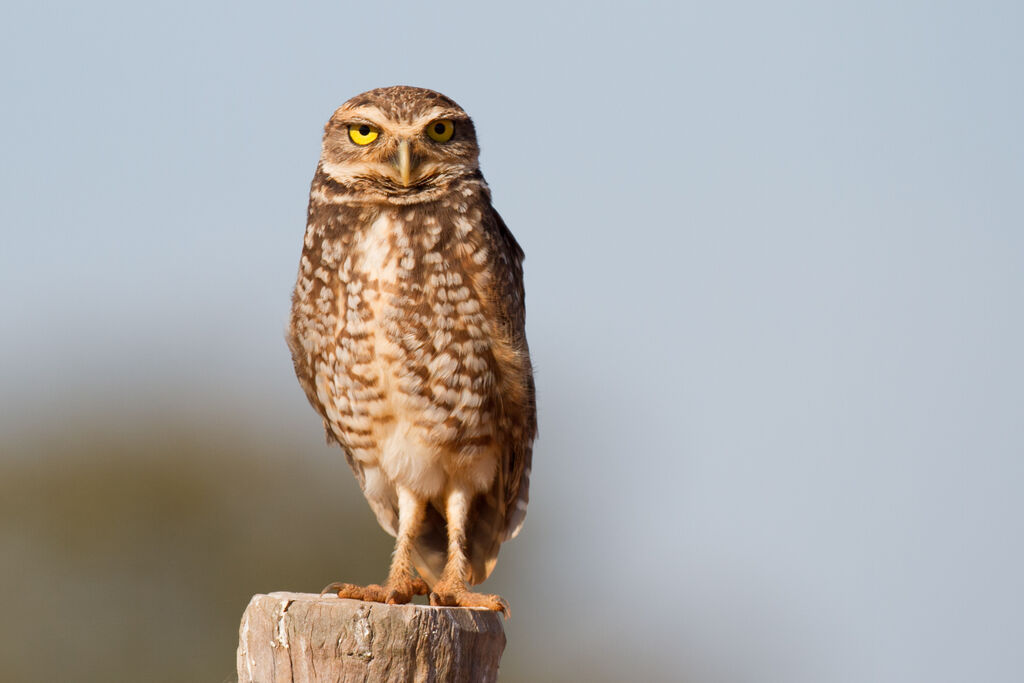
[320,582,343,597]
[320,581,358,597]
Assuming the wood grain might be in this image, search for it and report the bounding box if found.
[237,592,505,682]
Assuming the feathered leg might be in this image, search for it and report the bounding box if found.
[322,486,430,604]
[429,486,510,617]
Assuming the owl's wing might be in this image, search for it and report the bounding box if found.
[413,206,537,587]
[483,206,537,542]
[286,333,400,538]
[331,426,400,537]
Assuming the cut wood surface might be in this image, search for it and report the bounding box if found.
[237,592,506,683]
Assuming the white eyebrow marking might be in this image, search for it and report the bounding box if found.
[337,105,466,136]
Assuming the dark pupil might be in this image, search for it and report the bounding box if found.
[358,125,370,136]
[434,123,446,135]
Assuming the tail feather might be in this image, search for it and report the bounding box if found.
[409,503,446,587]
[410,482,505,587]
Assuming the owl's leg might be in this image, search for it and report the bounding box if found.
[322,486,430,605]
[429,487,510,617]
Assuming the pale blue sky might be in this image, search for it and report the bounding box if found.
[2,1,1023,680]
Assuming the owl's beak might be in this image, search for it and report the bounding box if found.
[396,140,412,186]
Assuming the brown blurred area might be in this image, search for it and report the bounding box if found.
[0,411,386,682]
[0,405,599,682]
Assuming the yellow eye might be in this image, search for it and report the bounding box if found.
[426,119,455,142]
[348,123,379,145]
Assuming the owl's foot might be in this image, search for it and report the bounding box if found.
[429,586,511,618]
[320,577,430,605]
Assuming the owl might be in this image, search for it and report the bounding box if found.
[287,86,536,616]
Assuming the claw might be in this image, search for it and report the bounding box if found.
[320,581,348,597]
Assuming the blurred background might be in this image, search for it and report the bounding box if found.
[2,1,1023,681]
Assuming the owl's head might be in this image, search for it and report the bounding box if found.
[318,86,481,204]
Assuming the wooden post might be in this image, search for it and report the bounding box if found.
[237,592,506,683]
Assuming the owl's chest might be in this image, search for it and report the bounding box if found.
[310,212,497,481]
[324,211,496,408]
[340,212,471,346]
[290,207,505,493]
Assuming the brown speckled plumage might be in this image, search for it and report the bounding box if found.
[287,86,535,614]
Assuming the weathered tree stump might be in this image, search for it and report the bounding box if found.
[237,592,506,683]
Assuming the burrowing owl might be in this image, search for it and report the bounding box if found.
[287,86,536,615]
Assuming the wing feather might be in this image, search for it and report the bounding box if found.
[483,206,537,541]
